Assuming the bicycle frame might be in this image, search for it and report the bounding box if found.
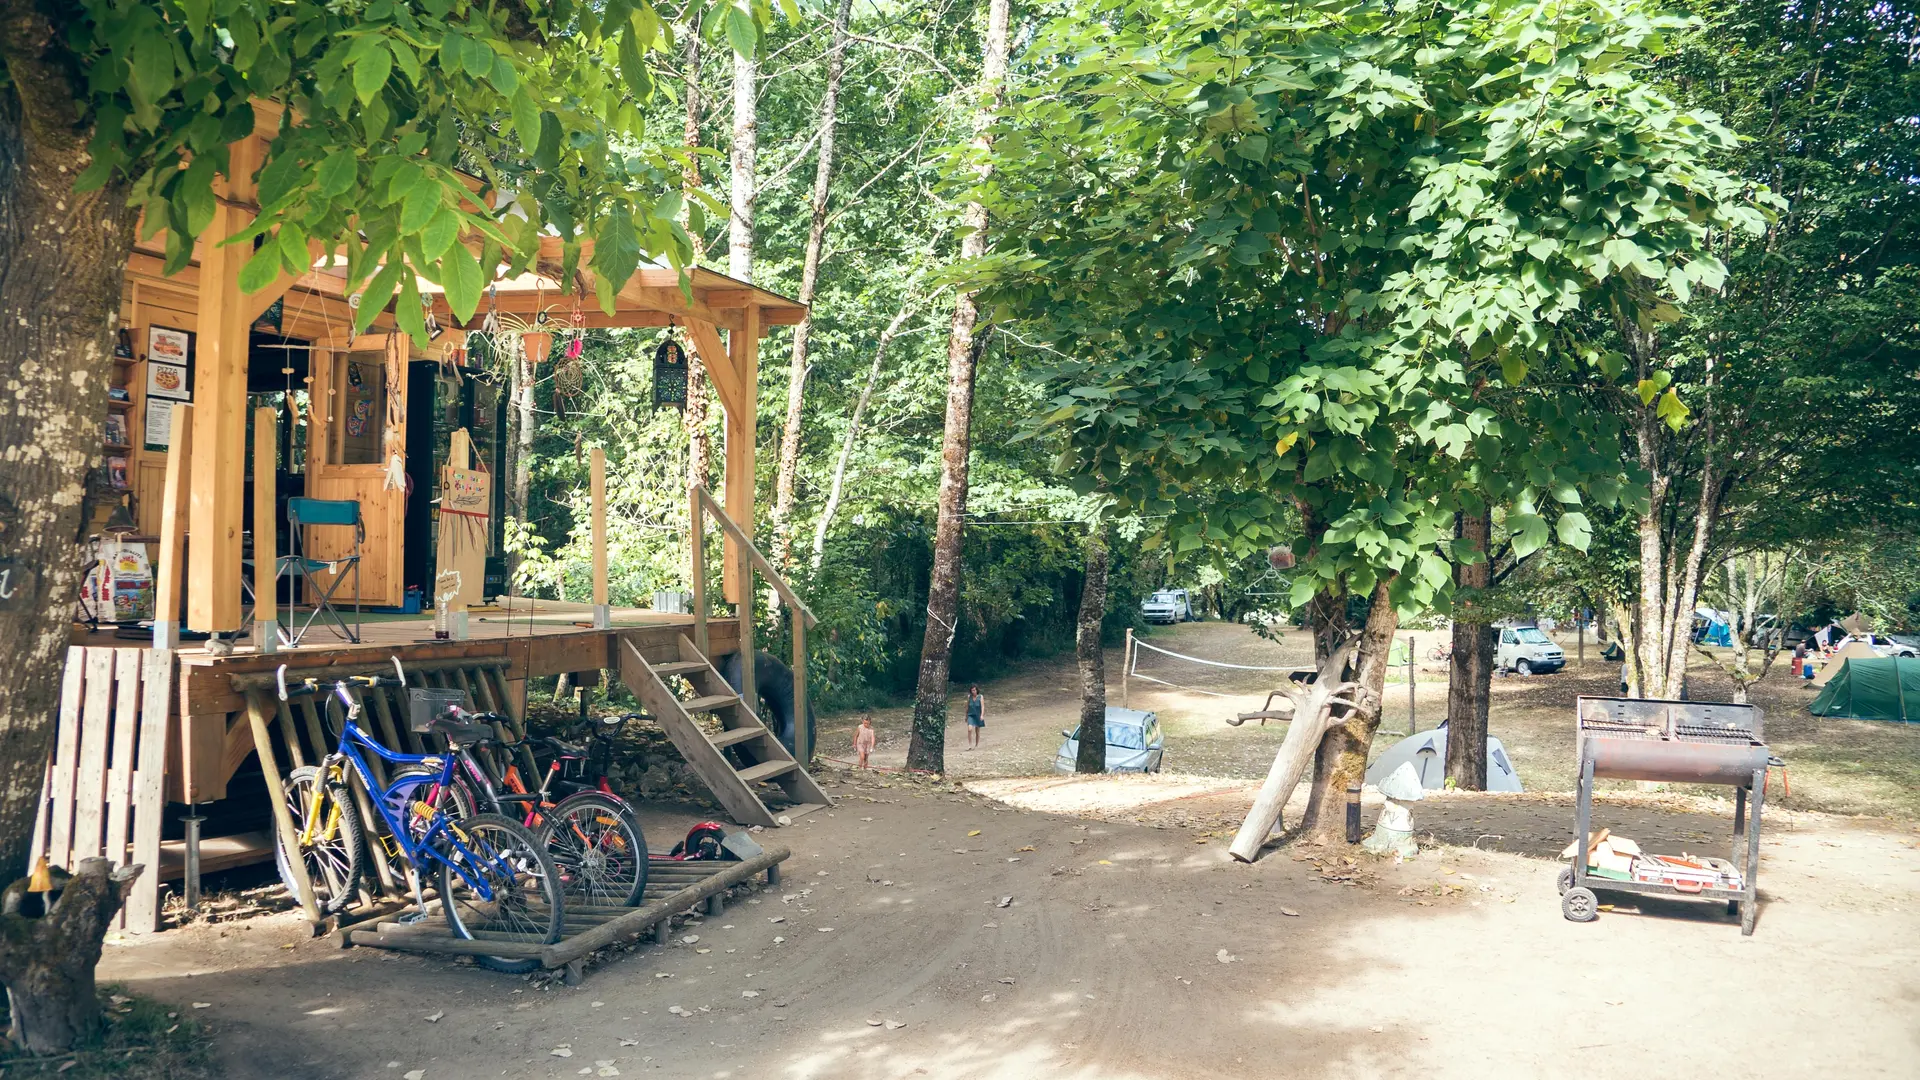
[325,705,512,903]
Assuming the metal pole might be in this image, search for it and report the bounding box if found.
[183,804,205,911]
[1407,634,1416,734]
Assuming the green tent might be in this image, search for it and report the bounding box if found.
[1808,655,1920,722]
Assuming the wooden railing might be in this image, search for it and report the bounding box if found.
[689,485,819,762]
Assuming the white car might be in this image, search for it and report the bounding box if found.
[1055,708,1165,773]
[1141,589,1194,624]
[1495,624,1565,675]
[1836,633,1919,659]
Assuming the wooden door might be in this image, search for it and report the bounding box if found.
[303,336,407,607]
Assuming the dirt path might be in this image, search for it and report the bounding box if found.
[99,769,1920,1080]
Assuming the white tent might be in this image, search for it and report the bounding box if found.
[1364,723,1523,792]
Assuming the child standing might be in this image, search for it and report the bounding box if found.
[854,714,877,768]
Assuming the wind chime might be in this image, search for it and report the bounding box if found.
[553,289,586,416]
[653,318,688,411]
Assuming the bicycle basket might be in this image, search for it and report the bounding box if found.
[407,687,469,733]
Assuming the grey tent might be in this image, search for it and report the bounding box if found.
[1364,722,1523,792]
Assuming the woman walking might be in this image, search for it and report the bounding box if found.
[964,686,986,750]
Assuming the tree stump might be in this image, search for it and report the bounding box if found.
[0,858,144,1054]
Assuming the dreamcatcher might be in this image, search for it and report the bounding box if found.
[553,288,586,413]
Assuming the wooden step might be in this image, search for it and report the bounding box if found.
[709,725,768,749]
[681,693,741,714]
[650,661,710,677]
[737,760,797,785]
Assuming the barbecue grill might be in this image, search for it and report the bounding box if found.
[1562,696,1775,935]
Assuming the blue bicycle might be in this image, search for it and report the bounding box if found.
[272,660,564,973]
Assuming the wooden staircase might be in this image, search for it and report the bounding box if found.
[617,633,830,827]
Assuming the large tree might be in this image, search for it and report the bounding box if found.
[1620,0,1920,698]
[0,0,767,1048]
[978,0,1757,846]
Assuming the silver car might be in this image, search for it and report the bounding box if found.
[1055,707,1165,773]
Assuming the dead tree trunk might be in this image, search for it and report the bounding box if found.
[0,859,145,1053]
[771,0,854,570]
[0,42,138,882]
[729,32,757,284]
[1445,508,1494,789]
[904,0,1010,774]
[1073,523,1110,774]
[1300,579,1399,845]
[1228,642,1370,861]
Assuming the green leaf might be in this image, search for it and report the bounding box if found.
[1657,388,1690,432]
[317,150,357,198]
[462,36,494,79]
[351,40,393,105]
[724,7,758,58]
[421,208,460,261]
[511,91,541,151]
[443,242,485,322]
[355,256,405,334]
[1554,511,1592,552]
[401,179,443,233]
[129,36,176,103]
[488,54,518,96]
[618,23,651,97]
[238,244,283,293]
[1508,512,1550,558]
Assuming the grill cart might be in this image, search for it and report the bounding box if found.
[1560,697,1776,936]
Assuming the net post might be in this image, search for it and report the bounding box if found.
[1122,627,1133,710]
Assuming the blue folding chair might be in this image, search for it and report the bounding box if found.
[282,497,363,645]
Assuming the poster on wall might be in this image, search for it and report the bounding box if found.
[145,325,194,401]
[143,398,176,451]
[434,465,491,611]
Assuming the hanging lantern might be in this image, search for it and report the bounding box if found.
[653,336,688,411]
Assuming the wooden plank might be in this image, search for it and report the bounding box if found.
[590,447,608,617]
[295,697,330,767]
[615,637,774,827]
[153,403,193,647]
[126,651,172,932]
[252,405,279,650]
[245,691,323,927]
[103,651,143,891]
[672,636,832,810]
[274,699,307,770]
[693,486,818,627]
[535,843,789,968]
[792,616,809,766]
[70,649,115,863]
[689,485,708,656]
[684,319,744,424]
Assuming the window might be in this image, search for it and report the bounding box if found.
[1501,631,1517,645]
[329,352,387,465]
[1107,725,1145,749]
[1515,628,1552,644]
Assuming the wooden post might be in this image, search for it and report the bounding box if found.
[590,447,609,629]
[153,403,193,650]
[245,691,322,927]
[738,528,756,711]
[1578,616,1586,665]
[721,307,760,604]
[188,143,263,634]
[690,486,708,655]
[791,615,808,764]
[1406,633,1416,734]
[1122,627,1133,710]
[252,406,278,651]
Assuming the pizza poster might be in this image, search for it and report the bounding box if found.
[145,325,193,401]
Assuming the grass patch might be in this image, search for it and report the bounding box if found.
[0,986,213,1080]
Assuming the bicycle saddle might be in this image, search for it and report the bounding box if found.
[428,713,496,747]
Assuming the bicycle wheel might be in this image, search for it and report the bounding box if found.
[274,766,363,915]
[539,792,648,907]
[437,813,565,974]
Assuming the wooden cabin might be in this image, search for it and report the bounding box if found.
[35,106,828,934]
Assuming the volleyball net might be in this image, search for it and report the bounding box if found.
[1126,637,1307,699]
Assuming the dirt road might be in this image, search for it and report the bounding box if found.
[99,769,1920,1079]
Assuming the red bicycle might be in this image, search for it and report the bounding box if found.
[434,710,650,907]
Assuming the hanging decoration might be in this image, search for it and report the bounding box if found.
[554,288,586,411]
[653,322,688,411]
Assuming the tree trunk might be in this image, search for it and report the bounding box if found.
[0,859,145,1053]
[729,38,757,284]
[771,0,854,570]
[1073,523,1110,774]
[1300,578,1399,845]
[681,23,713,490]
[904,0,1011,774]
[507,335,540,589]
[1445,508,1494,789]
[0,52,137,883]
[811,299,916,570]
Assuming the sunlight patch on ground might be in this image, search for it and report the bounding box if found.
[967,773,1254,816]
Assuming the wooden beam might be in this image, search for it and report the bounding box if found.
[252,406,278,650]
[685,318,745,422]
[722,306,759,605]
[590,447,609,628]
[187,139,262,633]
[153,403,193,649]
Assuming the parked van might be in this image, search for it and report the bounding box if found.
[1495,622,1565,675]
